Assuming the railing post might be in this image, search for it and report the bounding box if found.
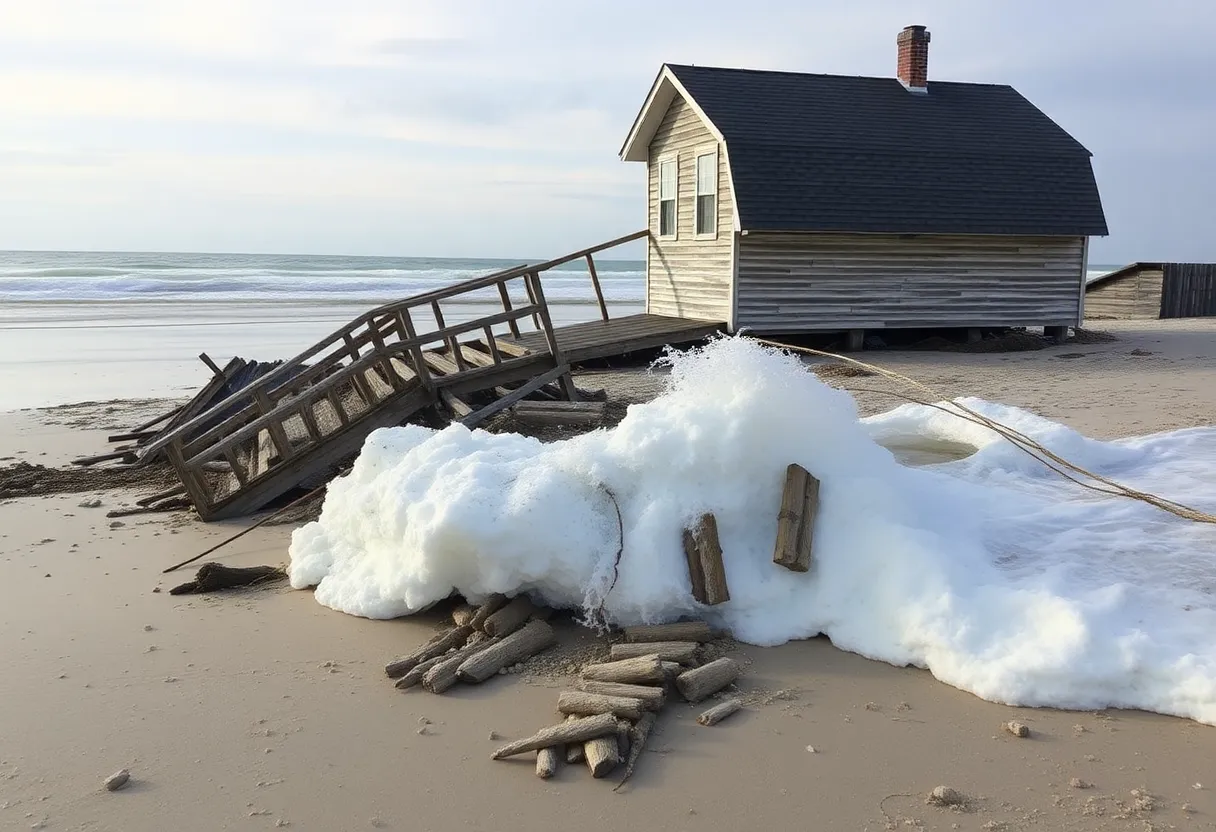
[395,309,434,390]
[526,271,579,401]
[497,281,522,338]
[585,253,610,322]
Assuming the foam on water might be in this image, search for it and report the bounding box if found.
[287,337,1216,723]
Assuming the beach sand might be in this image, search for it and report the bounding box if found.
[1,318,1214,831]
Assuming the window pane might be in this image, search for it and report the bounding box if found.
[696,154,716,195]
[659,160,676,199]
[696,195,715,234]
[660,199,676,236]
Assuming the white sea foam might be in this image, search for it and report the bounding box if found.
[287,337,1216,723]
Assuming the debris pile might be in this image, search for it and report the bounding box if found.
[386,607,744,787]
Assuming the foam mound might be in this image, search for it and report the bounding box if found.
[288,337,1216,723]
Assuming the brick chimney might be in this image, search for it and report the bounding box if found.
[896,25,930,92]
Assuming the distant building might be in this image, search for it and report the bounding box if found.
[620,25,1108,346]
[1085,263,1216,319]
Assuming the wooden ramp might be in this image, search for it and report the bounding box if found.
[509,314,723,364]
[146,230,724,520]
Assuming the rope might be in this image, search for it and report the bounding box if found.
[747,337,1216,525]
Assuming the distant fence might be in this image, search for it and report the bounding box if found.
[1161,263,1216,318]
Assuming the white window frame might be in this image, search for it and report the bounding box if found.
[657,153,678,240]
[693,145,718,240]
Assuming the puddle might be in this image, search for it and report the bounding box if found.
[879,437,977,466]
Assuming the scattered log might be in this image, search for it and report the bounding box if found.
[614,711,658,791]
[168,563,285,595]
[578,680,666,711]
[580,655,665,685]
[482,596,537,638]
[622,621,714,644]
[384,625,474,679]
[423,637,502,693]
[511,400,606,428]
[451,603,476,627]
[393,654,446,690]
[697,698,743,726]
[772,463,819,573]
[583,736,619,778]
[457,619,557,683]
[557,691,645,721]
[564,715,585,764]
[468,594,509,631]
[683,514,730,605]
[675,657,740,703]
[71,450,138,467]
[535,747,561,780]
[490,713,621,759]
[609,641,699,665]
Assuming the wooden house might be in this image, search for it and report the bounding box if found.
[619,25,1109,346]
[1085,263,1216,319]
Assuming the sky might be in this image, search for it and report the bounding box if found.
[0,0,1213,262]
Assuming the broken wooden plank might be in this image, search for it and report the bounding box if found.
[622,621,714,644]
[71,450,138,467]
[438,389,473,420]
[136,484,188,507]
[106,429,159,444]
[459,364,571,429]
[772,462,820,573]
[683,514,730,605]
[490,713,622,759]
[168,563,285,595]
[199,352,226,378]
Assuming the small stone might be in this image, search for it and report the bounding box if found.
[109,521,125,529]
[805,745,816,753]
[163,676,178,683]
[103,769,130,791]
[864,702,880,712]
[1194,783,1204,790]
[321,661,335,668]
[145,646,157,653]
[416,726,428,735]
[43,574,51,578]
[1072,724,1086,733]
[1004,721,1030,738]
[276,821,290,828]
[143,625,154,632]
[497,668,507,675]
[417,716,430,725]
[1182,803,1195,814]
[78,498,102,508]
[487,731,500,741]
[1069,778,1091,789]
[152,586,161,593]
[927,786,966,807]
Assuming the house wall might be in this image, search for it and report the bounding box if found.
[1085,266,1165,319]
[734,233,1087,332]
[646,95,734,322]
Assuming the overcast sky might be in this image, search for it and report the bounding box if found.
[1,0,1213,262]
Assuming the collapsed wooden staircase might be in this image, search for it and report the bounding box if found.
[143,232,650,521]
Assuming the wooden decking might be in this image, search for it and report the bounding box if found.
[146,230,725,521]
[509,314,723,364]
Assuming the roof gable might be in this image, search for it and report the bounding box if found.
[620,63,1108,237]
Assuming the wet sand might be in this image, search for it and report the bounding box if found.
[1,318,1214,831]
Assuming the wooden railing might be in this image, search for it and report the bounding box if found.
[150,230,648,513]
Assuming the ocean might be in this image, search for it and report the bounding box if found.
[0,250,1122,410]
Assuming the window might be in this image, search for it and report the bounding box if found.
[694,150,717,236]
[658,158,677,237]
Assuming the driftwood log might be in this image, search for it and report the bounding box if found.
[697,698,743,726]
[557,691,645,721]
[451,603,476,627]
[772,463,820,572]
[580,655,665,685]
[457,619,557,683]
[578,680,666,711]
[676,657,740,702]
[394,654,446,690]
[482,596,537,638]
[168,563,285,595]
[468,594,509,631]
[609,641,699,665]
[422,637,501,693]
[683,514,730,605]
[491,713,621,759]
[583,736,620,778]
[565,715,585,764]
[384,625,474,679]
[614,711,658,791]
[535,747,561,779]
[622,621,714,644]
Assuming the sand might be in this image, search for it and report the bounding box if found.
[1,318,1214,831]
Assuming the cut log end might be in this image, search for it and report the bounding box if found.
[675,657,741,703]
[697,698,743,726]
[622,621,714,644]
[584,736,619,779]
[535,747,561,780]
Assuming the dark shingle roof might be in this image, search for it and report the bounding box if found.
[665,64,1108,236]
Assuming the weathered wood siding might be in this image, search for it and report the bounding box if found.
[1160,263,1216,318]
[735,233,1086,331]
[646,95,733,322]
[1085,266,1165,319]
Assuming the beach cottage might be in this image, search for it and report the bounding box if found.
[1085,263,1216,319]
[620,25,1109,346]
